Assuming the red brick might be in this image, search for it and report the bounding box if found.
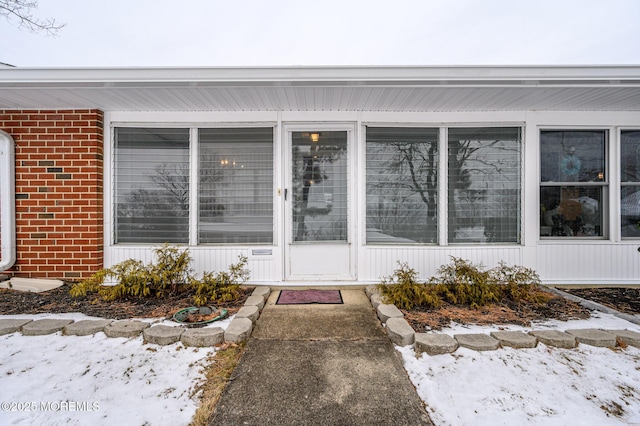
[2,108,104,279]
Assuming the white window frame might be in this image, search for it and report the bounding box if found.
[538,128,609,240]
[108,122,277,247]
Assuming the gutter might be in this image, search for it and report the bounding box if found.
[0,130,16,272]
[0,65,639,87]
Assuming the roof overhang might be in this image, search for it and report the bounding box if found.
[1,65,640,112]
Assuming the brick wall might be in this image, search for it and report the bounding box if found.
[0,109,104,280]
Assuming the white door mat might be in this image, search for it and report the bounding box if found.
[0,278,64,293]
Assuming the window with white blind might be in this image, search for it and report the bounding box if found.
[114,128,190,244]
[620,130,640,238]
[366,127,439,244]
[198,128,274,244]
[448,128,521,244]
[539,130,607,238]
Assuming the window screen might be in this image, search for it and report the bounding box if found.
[198,128,274,244]
[366,127,438,244]
[114,128,190,244]
[448,127,521,244]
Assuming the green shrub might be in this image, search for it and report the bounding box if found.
[191,255,250,306]
[377,257,546,310]
[149,244,193,298]
[70,244,250,305]
[70,244,192,301]
[436,257,500,309]
[377,262,441,310]
[490,261,547,304]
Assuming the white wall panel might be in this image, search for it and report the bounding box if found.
[536,243,640,284]
[360,247,523,283]
[104,246,278,283]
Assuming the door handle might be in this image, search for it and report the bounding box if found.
[284,188,288,201]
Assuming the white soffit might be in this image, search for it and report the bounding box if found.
[0,65,639,112]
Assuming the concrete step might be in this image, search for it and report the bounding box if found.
[377,303,404,323]
[104,320,150,338]
[454,333,500,351]
[490,331,538,349]
[224,317,253,343]
[566,328,617,348]
[0,318,32,335]
[608,329,640,348]
[143,325,184,345]
[386,317,415,346]
[415,333,458,356]
[22,319,74,336]
[63,319,113,336]
[181,327,225,347]
[235,305,260,322]
[529,330,577,348]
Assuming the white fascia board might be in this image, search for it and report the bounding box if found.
[0,65,639,88]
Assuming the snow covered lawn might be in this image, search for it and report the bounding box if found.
[399,312,640,425]
[3,311,640,426]
[0,313,232,426]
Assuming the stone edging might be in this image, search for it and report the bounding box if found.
[543,286,640,326]
[0,286,271,347]
[365,285,640,356]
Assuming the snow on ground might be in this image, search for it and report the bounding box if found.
[3,310,640,426]
[399,313,640,426]
[0,313,233,426]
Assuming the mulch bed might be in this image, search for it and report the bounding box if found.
[563,287,640,316]
[403,290,592,332]
[2,284,637,332]
[0,284,253,320]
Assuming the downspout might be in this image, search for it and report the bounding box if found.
[0,130,16,272]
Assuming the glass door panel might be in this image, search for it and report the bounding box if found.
[291,131,348,242]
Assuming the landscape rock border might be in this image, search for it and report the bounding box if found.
[366,285,640,355]
[0,286,271,347]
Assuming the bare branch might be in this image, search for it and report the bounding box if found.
[0,0,65,35]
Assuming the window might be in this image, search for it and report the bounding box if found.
[448,128,521,244]
[198,128,274,244]
[114,128,190,244]
[292,131,348,242]
[113,127,275,245]
[621,130,640,238]
[540,130,607,238]
[366,127,438,244]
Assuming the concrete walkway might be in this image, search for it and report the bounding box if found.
[209,290,433,426]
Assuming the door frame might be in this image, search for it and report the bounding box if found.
[282,123,358,281]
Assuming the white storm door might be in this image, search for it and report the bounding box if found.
[284,128,354,281]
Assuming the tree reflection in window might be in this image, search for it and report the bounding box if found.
[366,127,438,244]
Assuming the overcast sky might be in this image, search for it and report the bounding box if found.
[1,0,639,67]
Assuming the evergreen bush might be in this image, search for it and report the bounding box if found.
[70,244,249,305]
[377,257,545,310]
